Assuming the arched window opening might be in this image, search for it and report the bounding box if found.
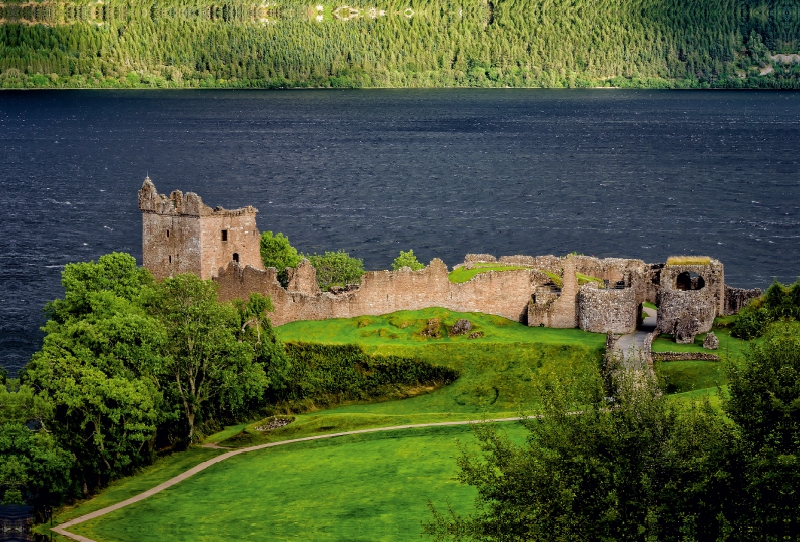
[676,271,705,291]
[233,253,239,263]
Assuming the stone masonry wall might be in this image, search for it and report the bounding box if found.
[199,212,261,279]
[723,285,762,315]
[215,259,553,325]
[656,261,725,339]
[577,283,637,334]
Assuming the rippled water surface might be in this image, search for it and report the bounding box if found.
[1,89,799,373]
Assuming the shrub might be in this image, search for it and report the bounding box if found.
[282,343,458,405]
[304,251,364,291]
[260,231,301,286]
[731,279,800,339]
[392,249,425,271]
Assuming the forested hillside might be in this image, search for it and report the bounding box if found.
[1,0,798,88]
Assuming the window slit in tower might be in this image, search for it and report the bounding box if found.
[166,229,170,239]
[221,229,228,242]
[233,253,239,263]
[169,255,172,264]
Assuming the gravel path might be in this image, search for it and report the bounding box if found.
[614,306,657,368]
[53,417,525,542]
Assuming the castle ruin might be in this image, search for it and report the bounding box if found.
[139,179,761,342]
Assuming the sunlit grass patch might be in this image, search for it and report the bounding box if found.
[666,256,712,266]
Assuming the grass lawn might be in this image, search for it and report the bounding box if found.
[221,308,605,446]
[45,447,226,530]
[448,263,527,283]
[656,360,727,395]
[70,423,528,542]
[651,325,753,359]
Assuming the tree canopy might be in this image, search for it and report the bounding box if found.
[426,325,800,541]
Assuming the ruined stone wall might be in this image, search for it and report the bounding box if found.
[656,260,725,341]
[723,285,762,315]
[652,352,719,362]
[199,212,261,279]
[577,284,637,334]
[141,211,202,280]
[527,256,580,328]
[498,255,562,273]
[656,289,718,337]
[216,259,552,325]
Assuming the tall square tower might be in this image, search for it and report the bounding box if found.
[138,177,262,280]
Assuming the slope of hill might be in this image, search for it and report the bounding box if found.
[1,0,798,89]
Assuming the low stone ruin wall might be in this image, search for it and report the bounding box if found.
[656,289,718,337]
[652,352,720,362]
[215,259,551,326]
[723,285,762,315]
[577,284,637,334]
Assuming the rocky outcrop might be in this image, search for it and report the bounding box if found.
[450,319,472,336]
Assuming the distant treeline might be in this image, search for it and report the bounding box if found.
[0,0,799,89]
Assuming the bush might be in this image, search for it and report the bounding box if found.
[392,249,425,271]
[731,279,800,339]
[260,231,301,286]
[304,251,364,291]
[282,343,458,405]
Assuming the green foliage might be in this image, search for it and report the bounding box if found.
[426,321,800,541]
[392,249,425,271]
[19,254,288,504]
[1,0,797,90]
[145,274,267,441]
[719,322,800,538]
[259,231,301,286]
[282,343,457,407]
[732,279,800,339]
[304,250,365,291]
[0,380,74,512]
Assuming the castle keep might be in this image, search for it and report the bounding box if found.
[139,179,761,342]
[138,177,261,280]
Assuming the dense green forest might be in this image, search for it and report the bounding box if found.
[1,0,798,88]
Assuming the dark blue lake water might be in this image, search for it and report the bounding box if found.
[2,89,799,374]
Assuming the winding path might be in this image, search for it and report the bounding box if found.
[53,417,525,542]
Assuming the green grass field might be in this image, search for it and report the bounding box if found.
[70,423,528,542]
[221,308,605,446]
[50,308,752,542]
[447,263,527,283]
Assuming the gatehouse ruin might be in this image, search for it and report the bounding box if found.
[139,179,761,343]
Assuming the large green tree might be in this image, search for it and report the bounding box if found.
[425,368,727,541]
[721,321,800,539]
[0,382,74,513]
[145,274,268,441]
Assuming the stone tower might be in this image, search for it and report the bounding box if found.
[138,177,262,280]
